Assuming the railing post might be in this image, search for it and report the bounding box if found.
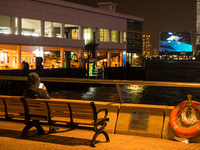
[115,83,124,104]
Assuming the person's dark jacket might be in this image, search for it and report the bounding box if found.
[24,72,50,99]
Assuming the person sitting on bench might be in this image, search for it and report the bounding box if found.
[24,72,50,99]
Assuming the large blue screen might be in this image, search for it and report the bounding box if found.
[159,32,192,53]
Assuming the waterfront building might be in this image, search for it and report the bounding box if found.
[142,35,151,57]
[197,0,200,53]
[0,0,143,69]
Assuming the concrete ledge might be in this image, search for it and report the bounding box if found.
[115,103,166,138]
[95,102,120,134]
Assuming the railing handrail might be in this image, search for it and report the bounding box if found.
[1,76,200,104]
[1,76,200,88]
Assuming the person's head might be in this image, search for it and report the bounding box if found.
[27,72,40,88]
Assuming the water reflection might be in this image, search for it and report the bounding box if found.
[49,61,200,105]
[82,87,97,99]
[49,84,200,106]
[121,85,147,104]
[81,85,120,102]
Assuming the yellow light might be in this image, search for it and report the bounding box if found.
[133,53,138,58]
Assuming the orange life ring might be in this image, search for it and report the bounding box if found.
[169,100,200,138]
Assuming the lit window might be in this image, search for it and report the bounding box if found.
[22,18,41,36]
[64,24,80,39]
[111,30,120,43]
[0,15,17,34]
[84,28,94,44]
[45,22,61,38]
[99,29,109,42]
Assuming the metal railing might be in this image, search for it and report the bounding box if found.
[1,76,200,103]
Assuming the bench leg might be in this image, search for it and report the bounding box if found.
[21,120,44,138]
[91,131,110,147]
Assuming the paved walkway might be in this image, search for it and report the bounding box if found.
[1,120,200,150]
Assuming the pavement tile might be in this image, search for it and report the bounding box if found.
[1,120,200,150]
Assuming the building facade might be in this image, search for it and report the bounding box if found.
[0,0,143,69]
[197,0,200,53]
[142,35,151,57]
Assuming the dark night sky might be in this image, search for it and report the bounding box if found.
[64,0,196,50]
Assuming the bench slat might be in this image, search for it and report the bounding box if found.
[51,112,70,118]
[7,108,24,112]
[5,100,24,114]
[70,104,92,109]
[0,112,5,117]
[72,113,94,120]
[51,117,71,123]
[8,113,25,118]
[28,111,48,116]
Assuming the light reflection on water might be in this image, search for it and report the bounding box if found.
[49,61,200,106]
[49,84,200,106]
[120,85,147,104]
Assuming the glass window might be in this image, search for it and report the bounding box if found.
[0,50,15,69]
[111,53,120,67]
[45,22,61,38]
[70,52,78,68]
[123,32,127,43]
[64,24,79,39]
[0,48,36,69]
[22,18,41,36]
[127,19,142,31]
[97,52,107,67]
[127,32,142,53]
[111,30,120,43]
[0,15,17,34]
[21,52,36,69]
[99,29,109,42]
[84,28,94,44]
[71,28,79,39]
[44,50,61,68]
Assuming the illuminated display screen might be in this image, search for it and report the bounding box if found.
[159,32,192,54]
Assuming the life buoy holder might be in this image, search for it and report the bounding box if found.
[169,100,200,138]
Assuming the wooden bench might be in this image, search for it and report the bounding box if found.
[0,95,110,147]
[0,95,24,120]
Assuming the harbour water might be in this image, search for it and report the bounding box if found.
[49,60,200,106]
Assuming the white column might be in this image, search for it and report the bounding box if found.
[61,23,65,38]
[41,21,44,37]
[107,50,111,67]
[10,17,15,34]
[17,17,21,35]
[79,26,83,40]
[120,31,124,43]
[16,46,21,69]
[60,48,64,68]
[109,30,112,42]
[40,47,45,66]
[78,48,84,68]
[50,22,54,37]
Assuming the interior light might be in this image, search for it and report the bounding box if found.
[133,53,138,58]
[33,49,43,57]
[84,33,90,41]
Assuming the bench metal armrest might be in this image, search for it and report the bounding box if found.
[97,109,108,119]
